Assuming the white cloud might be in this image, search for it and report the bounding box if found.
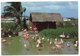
[22,2,67,12]
[24,4,64,12]
[68,2,77,9]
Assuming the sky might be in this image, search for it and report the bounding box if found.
[1,2,78,18]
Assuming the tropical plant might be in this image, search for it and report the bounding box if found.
[3,2,28,31]
[3,2,26,25]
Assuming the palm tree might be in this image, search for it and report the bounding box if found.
[3,2,26,25]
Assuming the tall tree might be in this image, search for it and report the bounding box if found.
[3,2,25,25]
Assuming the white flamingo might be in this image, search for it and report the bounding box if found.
[67,42,70,47]
[74,44,77,47]
[58,39,64,45]
[36,44,39,48]
[9,35,12,38]
[54,38,58,45]
[74,41,78,47]
[49,41,52,45]
[2,38,7,43]
[32,37,35,39]
[60,39,64,44]
[47,39,50,41]
[36,38,41,48]
[24,44,27,48]
[35,34,38,37]
[42,37,44,40]
[55,38,57,41]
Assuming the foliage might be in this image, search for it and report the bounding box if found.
[63,20,78,27]
[63,21,73,27]
[57,22,64,28]
[1,22,29,32]
[3,2,22,17]
[67,17,78,20]
[39,27,78,38]
[1,22,21,32]
[1,22,16,32]
[3,2,26,26]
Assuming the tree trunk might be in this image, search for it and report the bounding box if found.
[23,17,28,30]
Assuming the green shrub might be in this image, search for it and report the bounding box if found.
[39,27,78,38]
[1,22,16,32]
[1,22,29,32]
[63,20,78,27]
[57,22,64,28]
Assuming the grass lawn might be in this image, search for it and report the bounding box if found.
[2,36,78,55]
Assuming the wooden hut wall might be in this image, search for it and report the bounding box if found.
[32,22,56,31]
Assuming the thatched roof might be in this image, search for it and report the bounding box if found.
[30,12,63,22]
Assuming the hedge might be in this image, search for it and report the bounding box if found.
[39,27,78,38]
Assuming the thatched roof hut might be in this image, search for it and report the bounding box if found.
[30,12,63,31]
[30,12,63,22]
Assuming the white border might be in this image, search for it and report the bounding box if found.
[0,0,79,56]
[0,0,78,2]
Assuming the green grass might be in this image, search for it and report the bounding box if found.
[2,36,78,55]
[2,36,23,55]
[39,27,78,38]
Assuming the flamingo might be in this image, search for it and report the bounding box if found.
[66,35,70,39]
[57,42,62,45]
[51,43,61,50]
[54,39,62,49]
[36,38,43,48]
[60,39,64,44]
[55,44,62,49]
[2,38,7,43]
[58,39,64,45]
[30,26,32,29]
[49,41,52,45]
[51,46,56,50]
[47,39,50,41]
[32,37,35,39]
[54,38,58,45]
[23,29,26,32]
[36,44,39,48]
[24,44,27,48]
[23,29,30,40]
[9,35,12,38]
[37,38,41,44]
[67,42,70,47]
[23,34,27,39]
[74,44,77,47]
[55,38,58,41]
[74,41,78,47]
[42,37,44,40]
[35,34,38,37]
